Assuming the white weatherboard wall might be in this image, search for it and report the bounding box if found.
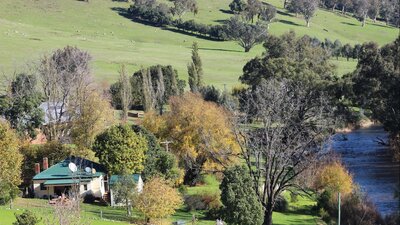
[33,176,105,198]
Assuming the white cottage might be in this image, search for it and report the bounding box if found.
[32,157,108,199]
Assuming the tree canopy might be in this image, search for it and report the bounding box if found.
[0,74,43,139]
[93,125,147,174]
[135,176,183,222]
[143,93,239,185]
[220,165,264,225]
[0,122,23,205]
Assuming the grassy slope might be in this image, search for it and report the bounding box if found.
[0,177,319,225]
[0,0,397,89]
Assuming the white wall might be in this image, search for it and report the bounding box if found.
[33,177,104,199]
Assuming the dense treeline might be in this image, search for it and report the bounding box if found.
[348,38,400,159]
[318,0,399,27]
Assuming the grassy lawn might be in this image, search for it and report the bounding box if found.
[0,0,397,89]
[0,175,320,225]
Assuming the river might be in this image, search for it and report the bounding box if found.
[332,125,400,216]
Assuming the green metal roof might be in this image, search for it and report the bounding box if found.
[44,179,92,186]
[109,174,141,185]
[33,157,107,180]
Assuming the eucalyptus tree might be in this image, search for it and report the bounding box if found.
[224,16,267,52]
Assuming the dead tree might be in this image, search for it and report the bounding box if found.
[230,78,335,225]
[37,46,93,142]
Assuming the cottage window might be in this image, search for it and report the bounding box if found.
[40,183,46,190]
[83,184,88,191]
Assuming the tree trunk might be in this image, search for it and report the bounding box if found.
[306,20,310,27]
[332,4,336,11]
[244,46,251,52]
[263,206,273,225]
[342,6,345,14]
[184,167,202,186]
[362,16,366,27]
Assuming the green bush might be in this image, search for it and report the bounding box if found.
[13,210,40,225]
[83,193,96,204]
[273,195,289,212]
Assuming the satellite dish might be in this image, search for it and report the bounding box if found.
[85,167,91,173]
[68,162,77,173]
[91,168,96,174]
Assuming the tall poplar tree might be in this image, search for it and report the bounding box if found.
[188,42,203,92]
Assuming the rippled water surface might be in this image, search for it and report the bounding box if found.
[332,125,400,215]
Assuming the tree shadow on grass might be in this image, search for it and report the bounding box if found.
[341,21,358,26]
[110,7,162,27]
[219,9,233,15]
[214,19,228,24]
[162,27,224,41]
[198,47,243,53]
[110,7,224,42]
[278,19,301,27]
[277,10,294,17]
[369,22,395,29]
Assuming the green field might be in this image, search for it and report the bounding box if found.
[0,176,320,225]
[0,0,397,89]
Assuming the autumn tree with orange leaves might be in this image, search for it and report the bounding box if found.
[143,93,239,186]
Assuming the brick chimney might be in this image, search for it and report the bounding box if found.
[43,157,49,170]
[34,163,40,174]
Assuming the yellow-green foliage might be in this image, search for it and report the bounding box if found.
[143,93,239,173]
[0,122,23,198]
[135,176,183,221]
[315,162,354,195]
[93,124,147,174]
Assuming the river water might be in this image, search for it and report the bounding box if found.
[332,125,400,216]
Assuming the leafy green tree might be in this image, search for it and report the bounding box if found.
[298,0,319,27]
[0,74,43,139]
[92,125,147,174]
[132,125,182,184]
[13,210,41,225]
[351,38,400,159]
[111,175,137,216]
[341,43,353,61]
[0,122,23,205]
[111,65,185,111]
[244,0,262,23]
[220,165,264,225]
[258,4,276,29]
[229,0,247,14]
[354,0,370,27]
[188,42,204,92]
[171,0,199,18]
[224,16,267,52]
[240,31,335,87]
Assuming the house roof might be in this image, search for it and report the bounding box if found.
[109,174,141,185]
[33,156,107,180]
[44,179,92,186]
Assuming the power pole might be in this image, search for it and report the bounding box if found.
[338,192,341,225]
[160,140,173,152]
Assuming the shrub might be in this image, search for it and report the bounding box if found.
[13,210,40,225]
[184,195,206,211]
[83,193,96,204]
[273,195,289,212]
[184,192,221,211]
[290,192,298,203]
